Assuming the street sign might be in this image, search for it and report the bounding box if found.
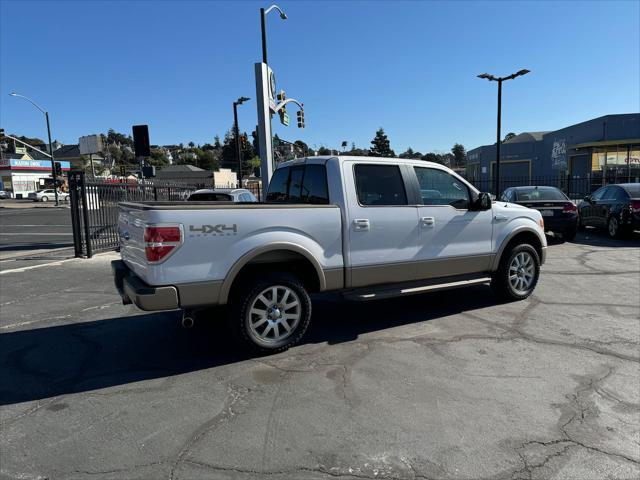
[281,112,290,126]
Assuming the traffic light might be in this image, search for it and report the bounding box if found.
[0,128,4,138]
[297,109,305,129]
[54,162,62,177]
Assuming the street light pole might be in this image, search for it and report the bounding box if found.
[477,69,530,197]
[260,4,287,65]
[233,97,250,187]
[9,92,60,205]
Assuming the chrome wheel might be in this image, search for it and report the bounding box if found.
[509,251,535,294]
[248,285,301,343]
[608,217,619,237]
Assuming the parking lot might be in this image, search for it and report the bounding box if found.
[1,230,639,480]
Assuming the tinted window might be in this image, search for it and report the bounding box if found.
[514,187,567,201]
[300,164,329,204]
[266,164,330,204]
[414,167,469,209]
[501,189,513,202]
[591,187,607,201]
[354,164,407,206]
[188,192,232,201]
[611,187,629,201]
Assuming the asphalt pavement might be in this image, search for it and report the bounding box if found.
[1,230,639,480]
[0,205,73,259]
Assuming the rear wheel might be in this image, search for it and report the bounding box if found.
[492,244,540,301]
[229,273,312,353]
[41,196,48,202]
[563,227,577,241]
[607,216,621,238]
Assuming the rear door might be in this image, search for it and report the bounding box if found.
[343,162,421,287]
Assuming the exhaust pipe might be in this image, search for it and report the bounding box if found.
[181,314,195,329]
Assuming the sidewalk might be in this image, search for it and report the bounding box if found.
[0,199,70,209]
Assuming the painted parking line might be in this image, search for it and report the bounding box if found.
[0,233,73,236]
[0,257,78,275]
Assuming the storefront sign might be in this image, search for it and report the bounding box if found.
[551,139,567,170]
[0,158,71,170]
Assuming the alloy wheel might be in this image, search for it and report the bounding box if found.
[509,252,535,294]
[247,285,301,343]
[608,217,619,237]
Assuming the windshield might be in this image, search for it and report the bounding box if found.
[515,187,567,201]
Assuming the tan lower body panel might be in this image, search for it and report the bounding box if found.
[177,280,223,307]
[323,268,344,291]
[349,254,493,289]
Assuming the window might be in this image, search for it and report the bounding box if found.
[354,164,407,206]
[266,164,330,204]
[514,187,567,201]
[414,167,469,209]
[591,187,607,201]
[188,192,232,201]
[501,189,513,202]
[610,187,629,201]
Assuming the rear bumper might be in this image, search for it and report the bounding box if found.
[112,260,179,311]
[543,215,578,232]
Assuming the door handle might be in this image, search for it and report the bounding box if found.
[494,214,508,222]
[353,218,370,231]
[420,216,435,227]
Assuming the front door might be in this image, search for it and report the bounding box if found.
[412,166,493,277]
[344,162,420,288]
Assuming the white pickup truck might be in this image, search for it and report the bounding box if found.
[113,156,546,352]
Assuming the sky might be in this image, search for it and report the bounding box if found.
[1,0,638,154]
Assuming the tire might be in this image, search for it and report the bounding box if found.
[607,216,621,239]
[564,227,577,241]
[229,273,312,353]
[41,196,48,202]
[491,244,540,301]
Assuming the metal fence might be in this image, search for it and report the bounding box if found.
[466,174,606,200]
[69,172,202,257]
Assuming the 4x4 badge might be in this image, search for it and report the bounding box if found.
[189,224,238,236]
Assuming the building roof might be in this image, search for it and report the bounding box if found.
[504,131,550,144]
[158,164,205,172]
[53,144,81,158]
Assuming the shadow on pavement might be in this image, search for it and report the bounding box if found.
[568,228,640,248]
[0,286,497,405]
[0,243,73,252]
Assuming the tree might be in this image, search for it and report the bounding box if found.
[294,140,309,156]
[399,147,423,159]
[504,132,516,142]
[370,128,395,157]
[422,152,440,163]
[451,143,466,169]
[148,148,169,167]
[188,141,195,148]
[317,146,331,155]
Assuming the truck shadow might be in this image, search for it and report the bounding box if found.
[1,286,497,406]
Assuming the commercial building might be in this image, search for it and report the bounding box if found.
[154,164,238,187]
[0,147,71,197]
[466,113,640,191]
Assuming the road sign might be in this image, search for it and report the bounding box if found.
[281,112,290,126]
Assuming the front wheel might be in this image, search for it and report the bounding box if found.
[229,273,312,353]
[41,196,48,202]
[492,244,540,301]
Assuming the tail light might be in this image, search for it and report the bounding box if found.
[144,225,182,263]
[563,202,577,213]
[631,200,640,214]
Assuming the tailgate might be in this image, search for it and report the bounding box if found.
[118,204,150,279]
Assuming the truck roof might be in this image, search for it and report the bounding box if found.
[276,155,447,170]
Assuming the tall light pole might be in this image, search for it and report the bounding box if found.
[477,69,530,196]
[9,92,60,205]
[260,4,287,65]
[256,4,287,193]
[233,96,250,186]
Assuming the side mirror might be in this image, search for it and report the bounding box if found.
[583,195,591,203]
[476,192,492,210]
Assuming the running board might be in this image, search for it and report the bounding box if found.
[342,277,492,302]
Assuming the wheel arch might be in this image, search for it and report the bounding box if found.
[219,242,326,304]
[491,227,545,271]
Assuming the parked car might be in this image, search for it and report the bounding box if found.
[578,183,640,238]
[0,190,10,199]
[187,188,257,202]
[113,156,547,353]
[501,186,578,240]
[28,189,69,202]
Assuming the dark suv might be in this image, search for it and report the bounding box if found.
[578,183,640,238]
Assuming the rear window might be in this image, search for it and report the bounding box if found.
[354,164,407,206]
[515,187,567,201]
[266,164,329,204]
[188,192,232,201]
